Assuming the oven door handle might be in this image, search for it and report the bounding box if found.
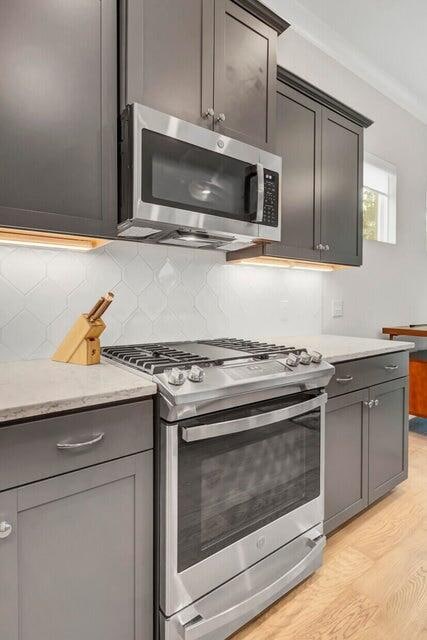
[179,533,325,640]
[181,393,327,442]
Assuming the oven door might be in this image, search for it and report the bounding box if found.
[121,103,281,242]
[160,391,326,617]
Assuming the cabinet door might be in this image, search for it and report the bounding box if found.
[325,389,369,534]
[369,378,408,503]
[0,453,153,640]
[213,0,276,150]
[125,0,214,128]
[0,0,117,237]
[269,83,321,261]
[320,109,363,266]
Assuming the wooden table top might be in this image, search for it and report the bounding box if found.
[383,325,427,338]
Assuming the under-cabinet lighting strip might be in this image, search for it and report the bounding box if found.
[228,257,350,272]
[0,228,111,252]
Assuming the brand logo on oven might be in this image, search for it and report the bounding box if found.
[256,536,266,550]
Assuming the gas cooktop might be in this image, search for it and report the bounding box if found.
[102,338,306,375]
[103,338,335,420]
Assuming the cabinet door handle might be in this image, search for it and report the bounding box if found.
[316,243,324,251]
[364,400,374,408]
[384,364,399,371]
[202,107,215,119]
[373,399,380,407]
[215,112,226,123]
[336,375,354,384]
[0,521,12,539]
[324,244,330,251]
[57,432,104,451]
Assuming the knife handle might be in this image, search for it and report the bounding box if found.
[89,292,114,322]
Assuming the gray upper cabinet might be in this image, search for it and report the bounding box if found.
[368,378,408,503]
[123,0,287,150]
[320,109,363,266]
[213,0,277,150]
[0,453,153,640]
[0,0,117,237]
[227,68,372,267]
[124,0,215,128]
[272,83,322,261]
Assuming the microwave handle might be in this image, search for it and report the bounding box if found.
[254,162,264,223]
[181,393,327,442]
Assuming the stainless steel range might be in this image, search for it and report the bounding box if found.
[103,339,335,640]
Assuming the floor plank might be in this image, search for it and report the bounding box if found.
[232,432,427,640]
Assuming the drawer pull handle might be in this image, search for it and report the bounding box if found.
[57,433,105,451]
[336,375,354,384]
[0,521,12,539]
[384,364,399,371]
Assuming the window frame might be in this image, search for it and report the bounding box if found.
[363,152,397,245]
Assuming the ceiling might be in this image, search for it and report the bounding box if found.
[265,0,427,124]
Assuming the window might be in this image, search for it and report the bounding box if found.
[363,153,397,244]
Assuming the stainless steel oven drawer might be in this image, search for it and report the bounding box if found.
[327,352,408,398]
[161,525,324,640]
[0,400,153,492]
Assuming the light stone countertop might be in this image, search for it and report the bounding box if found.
[0,335,415,424]
[257,334,414,363]
[0,359,157,424]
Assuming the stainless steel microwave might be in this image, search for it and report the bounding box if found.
[118,104,282,251]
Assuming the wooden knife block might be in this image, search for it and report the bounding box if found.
[52,315,106,365]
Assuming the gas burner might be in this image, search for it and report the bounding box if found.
[102,344,210,375]
[199,338,300,356]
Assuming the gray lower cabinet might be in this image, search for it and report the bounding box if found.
[368,379,409,503]
[325,360,409,535]
[0,0,117,237]
[123,0,287,151]
[0,452,153,640]
[325,390,369,533]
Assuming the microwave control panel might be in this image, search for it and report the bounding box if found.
[262,170,279,227]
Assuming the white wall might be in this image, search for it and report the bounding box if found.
[0,242,321,361]
[276,29,427,338]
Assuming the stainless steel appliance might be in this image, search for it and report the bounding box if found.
[103,339,334,640]
[118,104,282,250]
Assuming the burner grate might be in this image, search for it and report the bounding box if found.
[199,338,298,356]
[102,343,211,374]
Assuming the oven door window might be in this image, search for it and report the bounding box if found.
[141,130,257,221]
[177,400,321,572]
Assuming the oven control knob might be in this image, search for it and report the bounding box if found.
[310,351,323,364]
[300,351,312,365]
[188,365,205,383]
[167,368,186,386]
[286,353,300,367]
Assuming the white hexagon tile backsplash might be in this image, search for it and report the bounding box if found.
[0,241,322,361]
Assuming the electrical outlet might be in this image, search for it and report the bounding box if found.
[332,299,344,318]
[279,299,289,321]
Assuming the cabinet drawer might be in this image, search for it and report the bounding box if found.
[0,400,153,492]
[327,352,409,398]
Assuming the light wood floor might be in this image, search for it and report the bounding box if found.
[233,432,427,640]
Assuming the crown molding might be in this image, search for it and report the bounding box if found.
[233,0,290,34]
[277,66,373,128]
[263,0,427,125]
